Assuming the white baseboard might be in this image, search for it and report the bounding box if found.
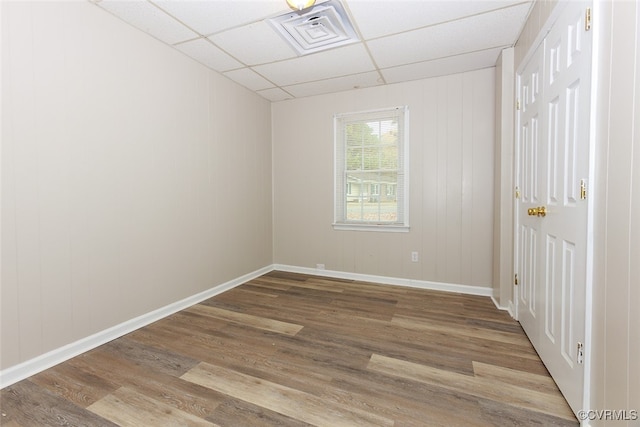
[0,265,273,389]
[507,300,516,319]
[490,295,512,313]
[273,264,494,297]
[1,264,496,389]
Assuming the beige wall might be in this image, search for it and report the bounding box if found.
[5,1,635,417]
[590,1,640,424]
[514,0,559,66]
[493,48,515,309]
[272,69,495,287]
[1,1,272,370]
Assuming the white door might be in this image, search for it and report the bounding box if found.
[516,1,592,414]
[516,44,543,342]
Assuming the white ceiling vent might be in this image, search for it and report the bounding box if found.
[268,0,359,56]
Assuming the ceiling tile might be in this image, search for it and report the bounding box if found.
[175,38,242,71]
[99,0,198,44]
[93,0,534,101]
[347,0,529,40]
[153,0,286,36]
[253,43,375,86]
[283,71,383,98]
[381,47,504,83]
[224,68,275,91]
[209,21,297,66]
[257,87,294,102]
[366,3,531,69]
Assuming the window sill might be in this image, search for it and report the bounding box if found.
[332,223,410,233]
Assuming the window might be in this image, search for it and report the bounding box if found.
[334,106,409,231]
[386,184,396,197]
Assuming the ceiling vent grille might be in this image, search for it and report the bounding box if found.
[268,0,359,56]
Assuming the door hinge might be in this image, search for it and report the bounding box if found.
[585,8,592,31]
[515,186,521,199]
[580,179,587,200]
[514,274,519,286]
[577,342,584,364]
[516,99,521,110]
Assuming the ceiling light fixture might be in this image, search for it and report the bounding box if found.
[286,0,315,11]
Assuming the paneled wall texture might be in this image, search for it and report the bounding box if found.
[1,1,273,370]
[591,1,640,423]
[3,0,498,377]
[272,69,495,288]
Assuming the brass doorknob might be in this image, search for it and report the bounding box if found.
[527,206,547,217]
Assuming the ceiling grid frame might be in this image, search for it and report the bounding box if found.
[92,0,534,102]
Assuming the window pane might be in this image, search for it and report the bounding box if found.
[346,147,362,171]
[362,146,380,170]
[380,145,398,169]
[346,199,398,222]
[379,201,397,222]
[346,123,374,146]
[380,172,397,200]
[346,197,363,221]
[344,172,398,222]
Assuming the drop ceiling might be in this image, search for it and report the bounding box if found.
[93,0,533,102]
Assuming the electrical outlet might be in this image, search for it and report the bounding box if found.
[316,264,325,270]
[411,252,419,262]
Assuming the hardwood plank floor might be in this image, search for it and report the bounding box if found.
[0,271,578,426]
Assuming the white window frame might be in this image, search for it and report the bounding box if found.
[333,106,409,232]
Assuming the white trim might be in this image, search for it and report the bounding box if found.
[273,264,493,297]
[0,263,497,389]
[402,106,410,227]
[491,295,510,312]
[332,223,409,233]
[333,105,409,229]
[334,105,407,120]
[582,0,604,417]
[508,298,516,319]
[0,265,272,389]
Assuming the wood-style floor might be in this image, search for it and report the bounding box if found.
[0,271,578,426]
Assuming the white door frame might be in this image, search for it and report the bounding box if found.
[512,0,598,417]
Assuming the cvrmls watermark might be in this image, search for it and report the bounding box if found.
[577,409,638,421]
